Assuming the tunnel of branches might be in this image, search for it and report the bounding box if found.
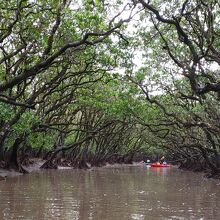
[1,0,220,178]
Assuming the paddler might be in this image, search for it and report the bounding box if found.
[159,156,165,164]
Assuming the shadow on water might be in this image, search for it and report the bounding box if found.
[0,166,220,220]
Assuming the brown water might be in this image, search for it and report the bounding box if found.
[0,166,220,220]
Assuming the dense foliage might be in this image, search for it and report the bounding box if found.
[1,0,220,177]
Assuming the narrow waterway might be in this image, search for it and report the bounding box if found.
[0,165,220,220]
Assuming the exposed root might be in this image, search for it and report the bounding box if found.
[20,156,34,166]
[40,160,58,169]
[71,159,90,169]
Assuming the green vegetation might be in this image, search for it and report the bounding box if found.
[1,0,220,177]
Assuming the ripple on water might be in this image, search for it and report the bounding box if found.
[0,167,220,220]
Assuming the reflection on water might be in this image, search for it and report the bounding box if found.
[0,166,220,220]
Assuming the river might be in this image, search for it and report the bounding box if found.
[0,165,220,220]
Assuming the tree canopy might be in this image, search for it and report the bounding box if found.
[1,0,220,177]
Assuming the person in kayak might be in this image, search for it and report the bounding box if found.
[159,156,165,164]
[146,159,151,165]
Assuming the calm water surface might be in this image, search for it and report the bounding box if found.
[0,166,220,220]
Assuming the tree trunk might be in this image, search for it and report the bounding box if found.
[6,137,29,173]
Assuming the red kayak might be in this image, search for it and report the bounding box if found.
[150,163,171,168]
